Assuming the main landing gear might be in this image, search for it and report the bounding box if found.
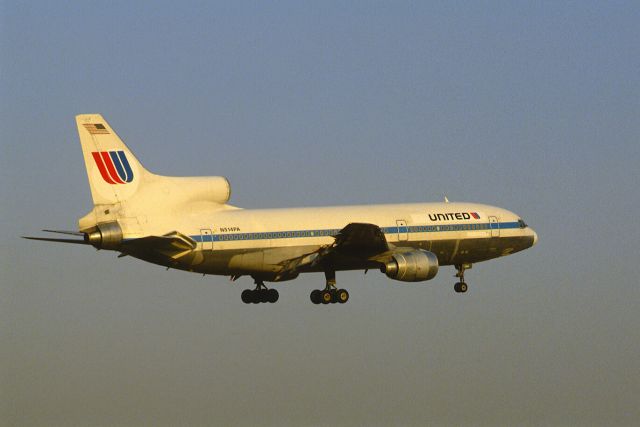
[454,264,470,293]
[310,270,350,305]
[241,277,279,304]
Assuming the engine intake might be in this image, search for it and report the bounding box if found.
[383,250,439,282]
[85,221,123,250]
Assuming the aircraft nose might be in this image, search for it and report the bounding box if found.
[531,229,538,246]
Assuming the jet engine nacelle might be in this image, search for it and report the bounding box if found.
[383,249,439,282]
[86,221,123,250]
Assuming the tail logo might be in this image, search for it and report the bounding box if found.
[91,151,134,184]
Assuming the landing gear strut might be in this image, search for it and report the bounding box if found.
[310,270,349,305]
[242,277,279,304]
[454,264,470,293]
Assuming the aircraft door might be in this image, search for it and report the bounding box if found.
[397,220,408,241]
[200,228,213,250]
[489,216,499,237]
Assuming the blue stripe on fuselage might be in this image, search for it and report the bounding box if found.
[190,221,522,243]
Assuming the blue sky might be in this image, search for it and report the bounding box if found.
[1,1,639,425]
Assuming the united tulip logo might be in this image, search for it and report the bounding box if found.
[91,151,134,184]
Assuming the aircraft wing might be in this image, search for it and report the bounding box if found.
[276,223,392,278]
[332,222,390,255]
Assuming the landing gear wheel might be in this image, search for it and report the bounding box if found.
[311,269,350,305]
[241,289,253,304]
[330,289,338,304]
[253,289,264,303]
[454,264,471,294]
[321,290,332,304]
[310,289,322,305]
[454,282,468,293]
[242,277,279,304]
[336,289,349,304]
[267,288,279,303]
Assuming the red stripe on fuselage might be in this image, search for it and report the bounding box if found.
[100,152,124,184]
[92,152,117,184]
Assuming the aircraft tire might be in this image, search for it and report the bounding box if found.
[267,288,279,303]
[459,283,468,293]
[337,289,349,304]
[310,290,321,304]
[241,289,252,304]
[321,290,332,304]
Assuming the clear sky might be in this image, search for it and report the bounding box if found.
[1,1,639,426]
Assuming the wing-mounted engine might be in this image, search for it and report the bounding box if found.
[382,249,439,282]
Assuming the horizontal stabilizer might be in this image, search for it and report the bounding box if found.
[42,229,84,236]
[22,236,89,245]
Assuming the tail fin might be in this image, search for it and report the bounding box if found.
[76,114,149,205]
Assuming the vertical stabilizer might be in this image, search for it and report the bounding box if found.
[76,114,149,205]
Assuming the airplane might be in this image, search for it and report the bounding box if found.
[24,114,538,305]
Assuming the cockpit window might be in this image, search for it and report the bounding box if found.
[518,219,527,228]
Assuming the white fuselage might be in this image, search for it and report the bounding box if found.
[127,201,537,280]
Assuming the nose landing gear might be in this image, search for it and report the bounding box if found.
[241,277,279,304]
[454,264,470,293]
[310,270,349,305]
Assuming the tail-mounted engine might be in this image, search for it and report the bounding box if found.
[85,221,123,250]
[382,249,439,282]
